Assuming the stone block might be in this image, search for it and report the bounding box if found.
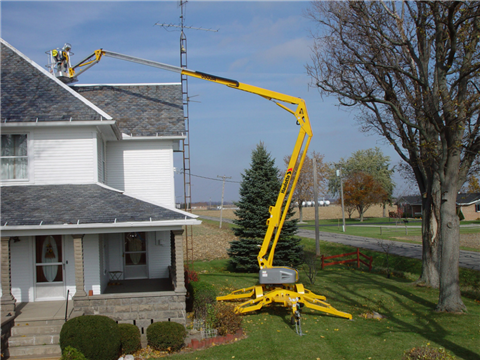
[90,299,106,307]
[139,304,154,312]
[169,302,185,310]
[115,305,131,313]
[138,311,156,320]
[106,299,123,306]
[154,303,169,311]
[113,312,134,321]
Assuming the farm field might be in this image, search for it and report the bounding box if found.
[193,204,398,221]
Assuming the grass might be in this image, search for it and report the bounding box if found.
[178,217,480,359]
[173,259,480,360]
[299,218,480,252]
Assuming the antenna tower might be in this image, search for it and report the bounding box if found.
[156,1,218,270]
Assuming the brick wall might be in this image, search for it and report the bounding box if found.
[459,204,480,221]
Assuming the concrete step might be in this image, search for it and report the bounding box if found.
[14,319,65,327]
[11,324,63,336]
[9,333,59,347]
[7,344,61,358]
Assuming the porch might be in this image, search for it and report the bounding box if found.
[14,300,73,323]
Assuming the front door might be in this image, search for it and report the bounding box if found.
[124,232,148,279]
[35,235,65,300]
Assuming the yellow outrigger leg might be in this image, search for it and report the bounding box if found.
[217,283,352,335]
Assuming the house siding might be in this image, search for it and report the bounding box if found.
[97,134,106,184]
[33,128,97,184]
[148,231,171,279]
[106,233,123,278]
[99,236,109,293]
[64,236,76,298]
[83,234,101,295]
[106,140,175,206]
[10,237,34,302]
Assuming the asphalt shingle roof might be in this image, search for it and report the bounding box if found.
[1,40,109,122]
[1,184,194,226]
[72,84,185,137]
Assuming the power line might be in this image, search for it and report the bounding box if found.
[190,173,241,184]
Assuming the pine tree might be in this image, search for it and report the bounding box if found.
[228,143,302,273]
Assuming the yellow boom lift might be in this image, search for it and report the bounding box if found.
[47,45,352,334]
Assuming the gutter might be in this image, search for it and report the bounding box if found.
[1,218,201,237]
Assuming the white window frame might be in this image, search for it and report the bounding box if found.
[475,203,480,213]
[1,132,31,182]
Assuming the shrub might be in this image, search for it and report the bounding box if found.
[212,303,243,336]
[189,280,217,319]
[147,321,186,352]
[118,323,141,355]
[60,315,121,360]
[402,345,456,360]
[61,346,87,360]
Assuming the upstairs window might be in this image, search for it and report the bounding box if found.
[1,134,28,180]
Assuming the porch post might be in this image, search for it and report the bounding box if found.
[1,237,16,317]
[171,230,186,293]
[72,234,87,298]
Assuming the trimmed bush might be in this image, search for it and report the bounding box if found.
[61,346,87,360]
[213,303,243,336]
[60,315,121,360]
[403,345,456,360]
[118,323,141,355]
[147,321,186,352]
[189,280,217,318]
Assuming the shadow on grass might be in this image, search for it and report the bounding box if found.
[310,269,479,359]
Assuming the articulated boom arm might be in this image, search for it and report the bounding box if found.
[49,45,352,331]
[67,49,313,271]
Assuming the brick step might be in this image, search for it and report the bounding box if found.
[9,333,59,347]
[11,324,63,336]
[7,344,61,358]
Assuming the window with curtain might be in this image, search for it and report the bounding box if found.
[1,134,28,180]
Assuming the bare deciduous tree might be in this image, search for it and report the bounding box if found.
[306,0,480,312]
[284,152,329,222]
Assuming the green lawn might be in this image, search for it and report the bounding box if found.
[174,259,480,360]
[181,218,480,359]
[300,219,480,252]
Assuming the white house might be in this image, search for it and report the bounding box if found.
[0,38,200,354]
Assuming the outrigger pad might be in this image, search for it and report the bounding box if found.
[258,267,297,284]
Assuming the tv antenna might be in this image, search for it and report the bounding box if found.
[155,1,218,269]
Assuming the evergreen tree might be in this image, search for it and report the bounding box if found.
[228,143,302,273]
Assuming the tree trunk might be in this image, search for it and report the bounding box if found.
[436,185,466,312]
[298,205,304,223]
[417,195,440,288]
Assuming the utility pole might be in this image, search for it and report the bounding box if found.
[336,169,346,232]
[218,175,231,228]
[313,157,320,256]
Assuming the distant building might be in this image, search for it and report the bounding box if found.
[396,193,480,220]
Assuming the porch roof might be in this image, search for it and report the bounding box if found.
[1,184,199,235]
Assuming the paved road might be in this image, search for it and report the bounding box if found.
[198,216,480,271]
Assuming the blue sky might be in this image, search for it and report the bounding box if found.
[1,1,408,203]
